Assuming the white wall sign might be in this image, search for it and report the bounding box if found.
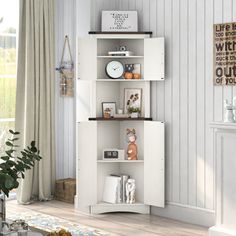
[102,11,138,32]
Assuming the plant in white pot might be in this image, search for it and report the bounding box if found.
[128,107,141,118]
[0,130,42,223]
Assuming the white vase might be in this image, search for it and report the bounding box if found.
[130,112,139,118]
[224,109,235,123]
[0,193,6,222]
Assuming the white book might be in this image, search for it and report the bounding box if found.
[110,174,130,203]
[108,51,134,56]
[121,175,130,202]
[116,178,121,203]
[102,176,121,204]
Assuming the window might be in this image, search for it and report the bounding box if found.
[0,0,19,155]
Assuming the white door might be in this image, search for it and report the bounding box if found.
[144,121,165,207]
[78,38,97,80]
[76,80,96,121]
[77,121,97,212]
[144,38,164,81]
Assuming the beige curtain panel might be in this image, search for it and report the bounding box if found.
[16,0,56,204]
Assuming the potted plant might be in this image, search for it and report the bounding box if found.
[127,107,141,118]
[0,130,42,222]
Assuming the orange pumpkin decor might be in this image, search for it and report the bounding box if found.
[133,73,141,79]
[124,72,133,80]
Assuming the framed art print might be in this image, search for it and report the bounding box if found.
[124,88,142,114]
[102,102,116,118]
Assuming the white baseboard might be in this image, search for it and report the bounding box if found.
[74,195,79,209]
[209,226,236,236]
[151,202,215,227]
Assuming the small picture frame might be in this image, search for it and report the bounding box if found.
[124,88,142,114]
[102,102,116,118]
[124,63,141,80]
[125,63,141,73]
[133,64,141,74]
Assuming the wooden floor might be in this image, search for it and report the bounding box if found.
[7,200,208,236]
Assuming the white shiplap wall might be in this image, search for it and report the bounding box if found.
[56,0,236,225]
[55,0,91,179]
[55,0,76,179]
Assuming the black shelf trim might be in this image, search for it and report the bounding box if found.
[89,31,152,35]
[88,117,153,121]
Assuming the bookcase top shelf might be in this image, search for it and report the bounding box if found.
[96,78,146,82]
[88,117,152,121]
[89,31,152,35]
[97,55,144,58]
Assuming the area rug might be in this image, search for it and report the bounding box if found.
[7,211,109,236]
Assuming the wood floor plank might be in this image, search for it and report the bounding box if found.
[102,214,207,236]
[6,200,208,236]
[115,213,208,236]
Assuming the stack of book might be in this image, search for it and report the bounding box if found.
[102,174,130,204]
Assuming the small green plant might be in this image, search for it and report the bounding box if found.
[127,107,141,114]
[0,130,42,197]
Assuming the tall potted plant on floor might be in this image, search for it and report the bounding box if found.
[0,130,42,223]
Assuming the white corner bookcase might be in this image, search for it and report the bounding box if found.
[75,32,165,214]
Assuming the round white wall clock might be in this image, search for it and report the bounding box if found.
[105,61,124,79]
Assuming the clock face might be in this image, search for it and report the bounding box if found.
[106,61,124,79]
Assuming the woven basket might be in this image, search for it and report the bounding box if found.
[55,178,76,204]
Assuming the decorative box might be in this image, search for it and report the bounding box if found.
[55,178,76,204]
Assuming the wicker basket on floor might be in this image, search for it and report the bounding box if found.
[55,178,76,204]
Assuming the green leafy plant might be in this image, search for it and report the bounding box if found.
[127,107,141,114]
[0,130,42,197]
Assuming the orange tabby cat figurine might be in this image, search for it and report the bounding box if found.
[126,128,138,160]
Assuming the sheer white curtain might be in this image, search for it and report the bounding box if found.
[0,0,18,158]
[16,0,56,203]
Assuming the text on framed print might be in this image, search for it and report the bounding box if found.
[102,11,138,32]
[214,22,236,85]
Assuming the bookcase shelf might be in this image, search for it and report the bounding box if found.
[91,202,150,214]
[89,117,152,121]
[96,78,146,81]
[97,160,144,163]
[89,31,153,35]
[97,55,144,58]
